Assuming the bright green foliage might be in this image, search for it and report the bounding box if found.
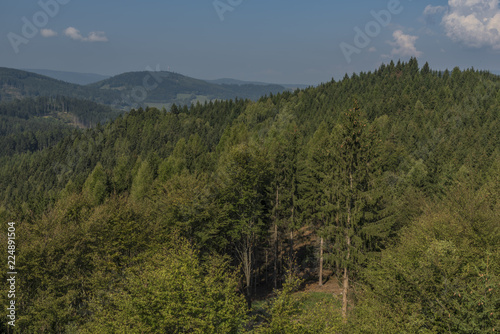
[0,195,154,333]
[255,275,343,334]
[255,275,305,334]
[83,240,247,333]
[352,176,500,333]
[112,154,132,193]
[216,142,271,299]
[154,171,213,246]
[82,162,108,205]
[158,133,210,180]
[130,158,155,202]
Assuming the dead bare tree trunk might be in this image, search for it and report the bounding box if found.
[319,236,324,286]
[265,249,268,286]
[273,188,279,290]
[289,207,295,274]
[342,171,353,323]
[289,229,294,271]
[342,235,350,323]
[236,233,254,308]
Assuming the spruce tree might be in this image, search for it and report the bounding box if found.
[266,112,301,288]
[299,121,335,286]
[330,103,382,322]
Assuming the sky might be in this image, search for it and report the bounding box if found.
[1,0,500,85]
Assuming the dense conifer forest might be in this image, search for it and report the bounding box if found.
[0,59,499,333]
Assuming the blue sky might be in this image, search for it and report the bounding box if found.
[1,0,499,85]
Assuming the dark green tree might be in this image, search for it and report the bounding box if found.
[266,111,301,287]
[299,121,335,286]
[330,104,382,322]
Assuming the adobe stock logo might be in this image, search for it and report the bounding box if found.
[213,0,243,21]
[340,0,407,64]
[7,0,71,54]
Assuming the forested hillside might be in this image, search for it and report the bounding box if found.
[90,71,288,106]
[0,68,113,103]
[0,68,288,109]
[0,59,498,333]
[0,96,120,158]
[23,69,110,85]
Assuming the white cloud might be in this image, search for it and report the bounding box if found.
[424,5,447,24]
[441,0,500,49]
[64,27,108,42]
[424,5,447,16]
[64,27,83,40]
[388,30,423,57]
[87,31,108,42]
[41,29,57,38]
[368,47,377,52]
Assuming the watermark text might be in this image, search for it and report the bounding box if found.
[6,222,17,327]
[8,0,71,54]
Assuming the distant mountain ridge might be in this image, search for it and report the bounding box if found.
[23,69,110,85]
[19,69,309,90]
[0,68,290,108]
[89,71,288,107]
[0,67,110,102]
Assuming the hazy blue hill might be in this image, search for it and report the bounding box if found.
[0,68,288,109]
[90,71,288,105]
[90,71,229,101]
[23,69,110,85]
[0,67,88,101]
[0,67,119,104]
